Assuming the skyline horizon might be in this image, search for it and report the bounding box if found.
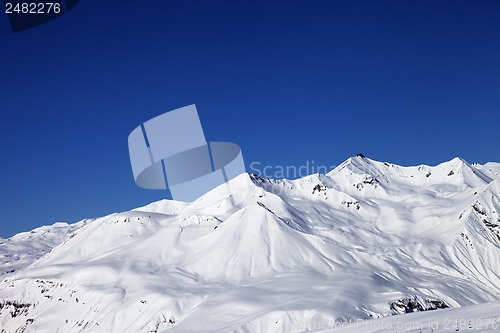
[2,153,499,238]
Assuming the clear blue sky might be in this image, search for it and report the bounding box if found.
[1,1,499,237]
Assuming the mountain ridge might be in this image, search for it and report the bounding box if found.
[0,156,499,332]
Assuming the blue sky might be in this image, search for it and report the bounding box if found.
[1,1,499,237]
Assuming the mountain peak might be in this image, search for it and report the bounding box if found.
[326,156,495,192]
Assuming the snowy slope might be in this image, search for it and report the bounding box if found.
[0,220,89,276]
[0,156,499,333]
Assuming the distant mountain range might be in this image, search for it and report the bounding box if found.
[1,156,499,332]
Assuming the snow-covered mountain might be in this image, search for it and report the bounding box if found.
[1,156,499,333]
[0,221,89,276]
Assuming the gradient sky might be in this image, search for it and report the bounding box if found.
[1,1,499,237]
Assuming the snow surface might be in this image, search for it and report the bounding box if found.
[0,221,88,277]
[0,156,499,332]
